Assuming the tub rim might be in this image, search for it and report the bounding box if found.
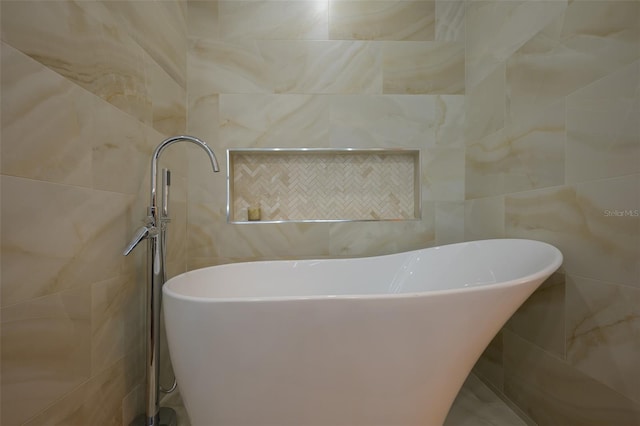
[163,238,563,303]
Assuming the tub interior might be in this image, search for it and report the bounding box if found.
[164,239,562,300]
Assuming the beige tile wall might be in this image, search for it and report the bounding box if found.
[2,0,638,425]
[465,1,640,423]
[186,0,466,269]
[1,1,188,424]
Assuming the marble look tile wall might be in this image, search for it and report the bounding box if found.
[466,1,640,423]
[186,0,466,268]
[1,1,187,424]
[2,1,637,425]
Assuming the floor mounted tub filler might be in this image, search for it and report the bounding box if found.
[163,239,562,426]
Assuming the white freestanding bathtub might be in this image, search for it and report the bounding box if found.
[163,239,562,426]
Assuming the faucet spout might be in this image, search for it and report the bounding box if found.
[150,135,220,216]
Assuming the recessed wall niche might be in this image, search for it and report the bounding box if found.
[227,149,421,223]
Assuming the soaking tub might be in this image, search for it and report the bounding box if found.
[163,239,562,426]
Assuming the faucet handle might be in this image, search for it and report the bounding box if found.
[123,225,151,256]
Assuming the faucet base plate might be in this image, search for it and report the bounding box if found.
[129,407,177,426]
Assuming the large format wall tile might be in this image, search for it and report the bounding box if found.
[433,95,465,147]
[21,353,143,426]
[187,201,332,261]
[147,52,186,136]
[464,196,505,241]
[97,15,151,124]
[1,1,108,99]
[328,201,435,256]
[222,220,332,259]
[72,1,121,30]
[1,43,93,187]
[1,287,91,426]
[192,38,382,95]
[165,199,189,279]
[566,275,640,404]
[122,384,145,426]
[566,60,640,184]
[91,104,152,195]
[466,1,567,89]
[260,40,382,94]
[1,176,134,306]
[91,274,143,376]
[186,94,221,206]
[329,94,464,149]
[220,94,329,148]
[466,98,565,198]
[506,273,566,358]
[505,175,639,288]
[329,94,437,149]
[187,91,218,149]
[382,41,464,94]
[195,39,382,94]
[1,1,155,124]
[464,63,504,144]
[472,331,504,393]
[435,201,464,246]
[507,1,640,124]
[573,176,639,287]
[329,1,435,41]
[187,1,219,40]
[187,202,227,262]
[187,38,272,94]
[220,0,328,40]
[435,1,465,42]
[105,0,187,88]
[423,147,465,201]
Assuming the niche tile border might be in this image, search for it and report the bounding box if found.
[227,148,421,223]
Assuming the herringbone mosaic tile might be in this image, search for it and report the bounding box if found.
[230,151,418,221]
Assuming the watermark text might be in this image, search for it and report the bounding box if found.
[603,209,639,217]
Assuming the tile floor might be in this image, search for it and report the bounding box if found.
[444,374,528,426]
[162,373,528,426]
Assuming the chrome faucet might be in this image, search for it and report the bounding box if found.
[124,135,220,256]
[124,135,219,426]
[149,135,220,220]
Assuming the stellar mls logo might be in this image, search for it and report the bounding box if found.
[603,209,639,217]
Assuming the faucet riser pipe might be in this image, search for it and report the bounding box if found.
[128,231,177,426]
[146,233,161,423]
